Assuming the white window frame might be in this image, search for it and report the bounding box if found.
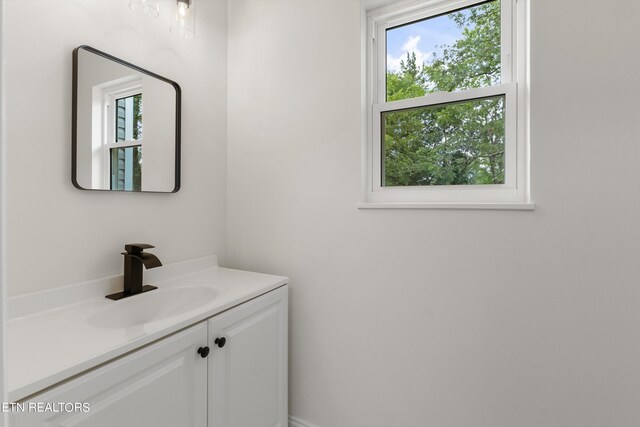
[90,77,143,189]
[361,0,532,209]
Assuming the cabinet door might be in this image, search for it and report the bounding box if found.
[12,323,208,427]
[208,286,288,427]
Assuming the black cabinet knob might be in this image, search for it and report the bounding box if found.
[215,337,226,348]
[197,346,210,358]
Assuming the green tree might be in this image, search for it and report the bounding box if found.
[384,0,504,187]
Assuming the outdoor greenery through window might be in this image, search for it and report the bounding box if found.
[115,94,142,142]
[383,0,504,187]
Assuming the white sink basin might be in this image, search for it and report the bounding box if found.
[89,286,219,328]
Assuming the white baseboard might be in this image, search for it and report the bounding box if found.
[289,415,318,427]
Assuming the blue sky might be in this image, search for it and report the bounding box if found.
[386,10,467,73]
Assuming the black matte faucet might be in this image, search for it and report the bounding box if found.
[106,244,163,301]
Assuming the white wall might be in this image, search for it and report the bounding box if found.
[0,0,7,423]
[4,0,228,296]
[227,0,640,426]
[142,74,176,191]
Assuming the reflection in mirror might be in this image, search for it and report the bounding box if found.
[72,46,181,192]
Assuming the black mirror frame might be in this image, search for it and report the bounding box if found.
[71,45,181,193]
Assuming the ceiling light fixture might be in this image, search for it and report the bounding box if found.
[170,0,195,40]
[129,0,160,18]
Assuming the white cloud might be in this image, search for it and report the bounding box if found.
[386,35,432,73]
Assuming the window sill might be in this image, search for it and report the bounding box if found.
[357,202,535,210]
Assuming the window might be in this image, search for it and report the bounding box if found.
[108,93,143,191]
[363,0,531,209]
[90,76,145,191]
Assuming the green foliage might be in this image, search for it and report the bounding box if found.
[383,0,505,187]
[386,53,426,102]
[133,94,143,141]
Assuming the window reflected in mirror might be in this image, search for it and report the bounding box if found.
[110,93,143,191]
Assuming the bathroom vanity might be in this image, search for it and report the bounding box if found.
[7,256,287,426]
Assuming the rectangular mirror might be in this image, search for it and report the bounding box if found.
[72,45,181,193]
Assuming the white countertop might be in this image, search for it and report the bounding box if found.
[6,256,288,401]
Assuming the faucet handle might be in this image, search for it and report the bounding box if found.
[124,243,155,255]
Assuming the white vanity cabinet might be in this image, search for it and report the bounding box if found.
[208,285,288,427]
[10,285,288,427]
[11,322,209,427]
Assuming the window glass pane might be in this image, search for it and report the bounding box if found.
[115,94,143,142]
[111,146,142,191]
[382,95,505,186]
[386,0,501,102]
